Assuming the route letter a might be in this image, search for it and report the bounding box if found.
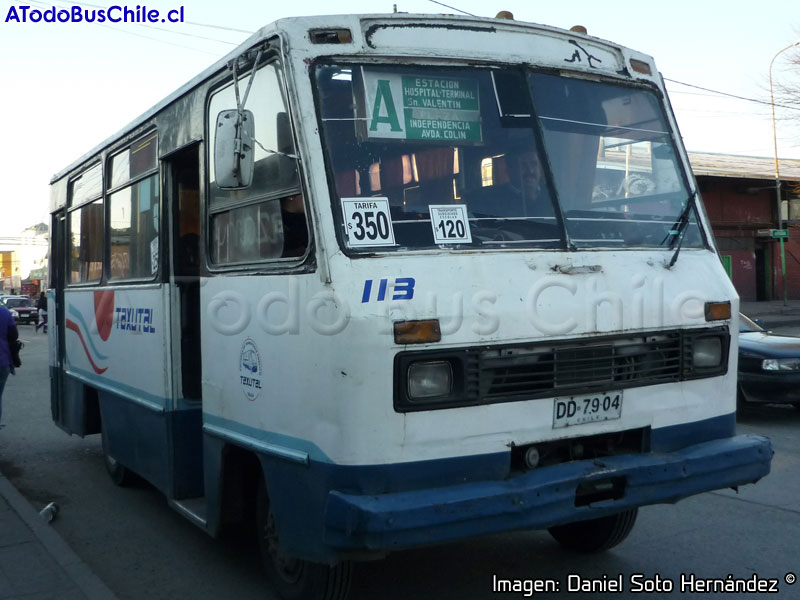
[369,80,402,132]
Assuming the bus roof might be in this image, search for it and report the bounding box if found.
[50,12,653,187]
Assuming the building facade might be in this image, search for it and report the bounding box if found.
[691,152,800,302]
[0,223,49,294]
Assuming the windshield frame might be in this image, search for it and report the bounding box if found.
[311,58,707,257]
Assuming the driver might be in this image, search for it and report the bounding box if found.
[506,148,547,203]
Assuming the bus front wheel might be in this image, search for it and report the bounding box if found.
[256,479,352,600]
[547,508,638,553]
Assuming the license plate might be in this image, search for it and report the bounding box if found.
[552,392,623,429]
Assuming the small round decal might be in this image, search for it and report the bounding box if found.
[239,338,262,401]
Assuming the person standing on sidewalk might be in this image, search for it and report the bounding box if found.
[35,291,47,333]
[0,303,19,428]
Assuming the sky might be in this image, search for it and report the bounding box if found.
[1,0,799,238]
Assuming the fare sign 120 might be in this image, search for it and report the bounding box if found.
[429,204,472,244]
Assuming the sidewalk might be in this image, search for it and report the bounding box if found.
[740,299,800,329]
[0,472,117,600]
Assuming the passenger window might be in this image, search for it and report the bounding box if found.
[107,133,160,281]
[69,198,104,283]
[109,175,160,279]
[67,164,104,284]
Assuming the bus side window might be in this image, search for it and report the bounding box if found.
[108,133,160,281]
[69,200,104,283]
[67,164,104,284]
[207,62,308,265]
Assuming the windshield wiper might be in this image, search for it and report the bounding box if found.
[662,190,698,268]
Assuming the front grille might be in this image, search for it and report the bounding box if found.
[394,327,729,412]
[479,334,684,401]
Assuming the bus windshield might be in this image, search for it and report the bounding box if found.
[315,63,703,253]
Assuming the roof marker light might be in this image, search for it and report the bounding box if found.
[309,29,353,44]
[630,59,652,75]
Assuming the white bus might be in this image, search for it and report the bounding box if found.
[48,12,773,600]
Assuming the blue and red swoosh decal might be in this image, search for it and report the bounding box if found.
[66,291,115,375]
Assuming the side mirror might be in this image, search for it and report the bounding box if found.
[214,109,255,188]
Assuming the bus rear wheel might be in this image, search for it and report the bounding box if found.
[101,428,135,487]
[547,508,638,553]
[256,479,352,600]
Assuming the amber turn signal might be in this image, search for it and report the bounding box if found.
[394,320,442,345]
[704,301,732,322]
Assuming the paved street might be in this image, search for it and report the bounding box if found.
[1,320,799,599]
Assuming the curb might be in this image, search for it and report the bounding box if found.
[0,473,118,600]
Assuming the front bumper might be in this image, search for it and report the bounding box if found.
[324,433,772,551]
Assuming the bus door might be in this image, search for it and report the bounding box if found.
[164,143,204,501]
[49,210,67,426]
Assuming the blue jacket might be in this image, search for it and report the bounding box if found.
[0,305,19,373]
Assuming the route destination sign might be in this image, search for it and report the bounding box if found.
[362,69,482,143]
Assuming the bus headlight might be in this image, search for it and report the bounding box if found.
[408,361,453,399]
[693,336,722,368]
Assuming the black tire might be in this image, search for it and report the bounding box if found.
[256,478,352,600]
[548,508,638,553]
[101,428,136,487]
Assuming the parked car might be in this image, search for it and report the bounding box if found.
[0,295,39,325]
[738,313,800,409]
